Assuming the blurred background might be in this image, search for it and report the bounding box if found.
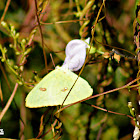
[0,0,139,139]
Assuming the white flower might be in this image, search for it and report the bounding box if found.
[133,121,140,140]
[62,37,90,71]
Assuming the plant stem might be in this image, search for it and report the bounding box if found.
[0,83,18,122]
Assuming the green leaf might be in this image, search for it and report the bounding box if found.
[136,0,140,6]
[25,66,93,108]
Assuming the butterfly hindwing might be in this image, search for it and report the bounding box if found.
[25,67,93,108]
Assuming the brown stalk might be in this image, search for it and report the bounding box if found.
[55,76,140,115]
[0,83,18,122]
[0,0,11,23]
[34,0,48,73]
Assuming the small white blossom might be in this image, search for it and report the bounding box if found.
[62,37,90,71]
[133,121,140,140]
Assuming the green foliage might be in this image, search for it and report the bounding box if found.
[0,0,139,139]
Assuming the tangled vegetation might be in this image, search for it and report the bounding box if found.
[0,0,140,139]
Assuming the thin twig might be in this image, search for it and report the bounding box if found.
[94,37,136,56]
[19,93,26,140]
[137,27,140,61]
[34,0,48,73]
[84,102,133,119]
[0,0,11,23]
[0,83,18,122]
[40,19,87,25]
[55,76,140,115]
[0,61,11,91]
[96,122,106,140]
[0,83,4,108]
[50,53,55,68]
[37,119,58,138]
